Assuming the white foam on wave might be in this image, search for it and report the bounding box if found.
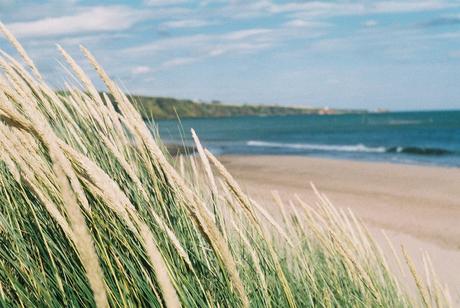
[387,120,425,125]
[246,140,387,153]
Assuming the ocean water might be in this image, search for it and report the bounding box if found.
[154,111,460,167]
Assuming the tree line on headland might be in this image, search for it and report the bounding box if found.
[127,95,367,120]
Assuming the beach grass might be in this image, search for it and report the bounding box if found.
[0,24,452,307]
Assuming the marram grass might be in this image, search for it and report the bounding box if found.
[0,23,452,307]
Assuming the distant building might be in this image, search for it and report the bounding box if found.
[319,107,337,115]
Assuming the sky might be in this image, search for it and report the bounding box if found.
[1,1,460,110]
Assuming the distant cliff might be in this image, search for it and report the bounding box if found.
[126,94,366,119]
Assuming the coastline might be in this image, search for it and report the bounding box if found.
[219,154,460,302]
[158,110,460,169]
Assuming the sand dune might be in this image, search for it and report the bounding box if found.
[220,155,460,303]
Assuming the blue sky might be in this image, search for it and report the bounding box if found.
[1,0,460,110]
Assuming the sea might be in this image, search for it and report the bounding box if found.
[154,110,460,168]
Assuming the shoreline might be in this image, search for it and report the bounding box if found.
[219,154,460,302]
[165,142,459,169]
[228,152,460,169]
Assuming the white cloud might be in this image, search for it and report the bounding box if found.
[156,40,272,70]
[145,0,188,6]
[271,2,365,15]
[125,28,272,55]
[283,19,327,28]
[162,57,198,68]
[137,27,276,71]
[125,34,211,54]
[364,20,378,27]
[207,42,272,56]
[7,0,455,95]
[224,28,272,40]
[161,19,212,29]
[124,19,325,73]
[373,1,455,13]
[284,19,310,28]
[132,65,152,74]
[6,6,149,37]
[222,0,460,20]
[225,1,366,18]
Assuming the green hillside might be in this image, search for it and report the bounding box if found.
[128,95,363,119]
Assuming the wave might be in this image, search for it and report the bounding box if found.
[246,141,454,156]
[387,120,426,125]
[246,141,386,153]
[386,146,453,156]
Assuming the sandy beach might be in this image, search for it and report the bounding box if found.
[220,155,460,303]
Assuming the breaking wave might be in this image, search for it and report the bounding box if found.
[246,141,454,156]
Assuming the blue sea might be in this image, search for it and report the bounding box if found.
[155,111,460,168]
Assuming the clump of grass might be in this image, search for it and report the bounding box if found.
[0,24,452,307]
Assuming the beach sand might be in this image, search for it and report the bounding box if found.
[220,155,460,303]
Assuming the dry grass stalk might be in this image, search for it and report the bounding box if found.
[1,36,107,307]
[191,128,218,197]
[139,223,182,308]
[0,23,450,308]
[250,198,294,247]
[0,22,42,80]
[79,47,249,307]
[205,149,297,308]
[402,246,430,307]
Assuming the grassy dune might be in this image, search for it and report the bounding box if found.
[0,24,451,307]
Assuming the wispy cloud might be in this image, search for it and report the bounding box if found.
[125,28,273,54]
[6,6,149,37]
[2,0,460,109]
[208,42,272,56]
[131,65,152,75]
[154,42,272,70]
[124,15,325,72]
[161,57,199,68]
[223,0,460,20]
[364,20,378,27]
[421,15,460,27]
[150,36,274,71]
[283,19,328,28]
[223,28,272,40]
[144,0,189,6]
[373,1,456,13]
[160,19,212,29]
[270,2,365,15]
[125,34,210,54]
